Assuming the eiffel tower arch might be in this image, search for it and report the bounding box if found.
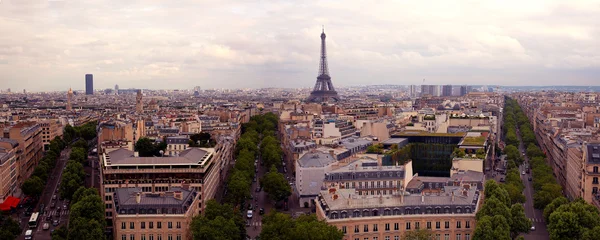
[307,28,340,102]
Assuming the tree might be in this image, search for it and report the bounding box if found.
[189,132,215,147]
[22,176,44,197]
[191,200,245,240]
[68,218,105,240]
[32,162,49,181]
[510,204,532,239]
[543,197,569,222]
[483,180,511,207]
[548,211,581,240]
[534,183,563,209]
[583,226,600,240]
[262,144,282,169]
[403,229,434,240]
[51,225,68,240]
[227,170,251,205]
[135,137,157,157]
[191,216,240,240]
[476,197,511,224]
[473,215,511,240]
[260,211,295,240]
[261,166,291,203]
[69,147,87,163]
[289,214,344,240]
[72,187,99,204]
[260,212,343,240]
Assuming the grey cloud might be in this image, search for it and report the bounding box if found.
[0,0,599,91]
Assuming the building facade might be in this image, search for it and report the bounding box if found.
[112,187,199,240]
[4,122,43,185]
[101,147,221,237]
[0,139,18,201]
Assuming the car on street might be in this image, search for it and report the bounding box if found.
[43,223,50,230]
[46,215,52,221]
[247,204,253,210]
[253,177,257,182]
[24,230,32,240]
[255,187,260,192]
[50,201,56,208]
[528,177,532,181]
[531,225,536,231]
[522,171,525,175]
[259,208,265,215]
[52,195,57,200]
[247,210,253,219]
[53,220,59,226]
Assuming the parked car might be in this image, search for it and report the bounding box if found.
[247,210,253,219]
[53,220,59,226]
[43,223,50,230]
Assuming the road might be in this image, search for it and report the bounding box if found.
[516,130,549,240]
[245,144,300,239]
[18,148,72,240]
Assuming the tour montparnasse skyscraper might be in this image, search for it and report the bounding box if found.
[306,27,340,102]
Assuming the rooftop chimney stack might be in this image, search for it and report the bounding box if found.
[135,192,141,204]
[451,191,455,202]
[421,192,425,203]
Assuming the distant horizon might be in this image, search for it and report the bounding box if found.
[5,84,600,93]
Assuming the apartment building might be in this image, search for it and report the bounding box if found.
[39,119,63,150]
[113,187,199,240]
[582,143,600,209]
[101,147,220,236]
[4,122,43,185]
[317,169,482,240]
[166,136,189,156]
[0,139,18,201]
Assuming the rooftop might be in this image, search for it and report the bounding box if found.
[298,151,337,168]
[460,136,487,146]
[318,185,480,217]
[587,144,600,163]
[114,187,196,215]
[105,148,214,166]
[392,131,465,137]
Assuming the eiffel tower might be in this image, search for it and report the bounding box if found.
[306,27,340,102]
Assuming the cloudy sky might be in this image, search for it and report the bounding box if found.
[0,0,599,91]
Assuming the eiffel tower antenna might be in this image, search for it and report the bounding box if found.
[307,26,340,102]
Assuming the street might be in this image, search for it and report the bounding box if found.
[244,150,303,239]
[517,130,549,240]
[17,148,72,240]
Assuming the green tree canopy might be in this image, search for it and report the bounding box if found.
[261,166,291,203]
[403,229,434,240]
[510,204,532,239]
[22,176,44,197]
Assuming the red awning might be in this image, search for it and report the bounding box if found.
[0,196,20,211]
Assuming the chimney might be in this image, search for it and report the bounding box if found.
[329,150,335,158]
[135,192,141,204]
[421,192,424,203]
[347,194,352,207]
[134,152,139,157]
[174,191,183,200]
[451,191,455,202]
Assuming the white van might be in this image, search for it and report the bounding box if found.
[24,230,33,240]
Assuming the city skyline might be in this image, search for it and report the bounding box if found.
[0,0,599,91]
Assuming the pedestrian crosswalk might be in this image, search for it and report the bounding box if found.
[253,221,262,227]
[43,209,69,217]
[530,218,544,223]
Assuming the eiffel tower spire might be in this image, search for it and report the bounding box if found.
[307,27,340,102]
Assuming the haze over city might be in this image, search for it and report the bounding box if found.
[0,0,599,91]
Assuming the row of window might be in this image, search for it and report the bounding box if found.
[121,234,182,240]
[341,221,471,234]
[350,233,470,240]
[121,221,181,230]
